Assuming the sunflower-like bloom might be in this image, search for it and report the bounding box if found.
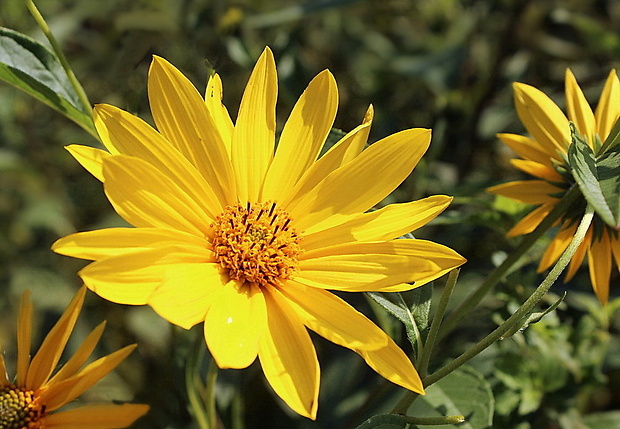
[52,47,465,418]
[489,69,620,304]
[0,286,149,428]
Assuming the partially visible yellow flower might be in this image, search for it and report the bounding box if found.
[0,286,149,428]
[489,69,620,304]
[52,47,466,418]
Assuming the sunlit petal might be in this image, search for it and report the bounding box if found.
[204,73,234,155]
[65,144,112,182]
[595,69,620,139]
[44,404,149,429]
[488,180,562,205]
[565,69,596,144]
[588,230,612,305]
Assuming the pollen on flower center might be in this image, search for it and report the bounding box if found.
[211,201,302,287]
[0,384,46,429]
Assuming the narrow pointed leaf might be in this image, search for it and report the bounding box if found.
[0,27,95,134]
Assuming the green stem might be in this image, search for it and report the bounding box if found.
[205,359,219,429]
[424,205,594,387]
[392,270,459,415]
[438,185,580,339]
[186,331,210,429]
[404,415,466,425]
[418,269,460,377]
[25,0,98,139]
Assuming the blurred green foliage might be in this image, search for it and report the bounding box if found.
[1,0,619,427]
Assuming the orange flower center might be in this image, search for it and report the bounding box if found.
[0,384,46,429]
[211,202,302,287]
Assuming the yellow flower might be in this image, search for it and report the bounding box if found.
[0,286,149,428]
[52,47,466,419]
[489,69,620,305]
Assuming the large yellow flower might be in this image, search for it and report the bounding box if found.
[52,47,465,418]
[0,286,149,428]
[489,69,620,305]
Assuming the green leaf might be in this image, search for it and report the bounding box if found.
[596,145,620,229]
[567,122,617,228]
[0,26,95,135]
[583,411,620,428]
[599,115,620,155]
[355,414,408,429]
[366,284,433,352]
[409,366,494,428]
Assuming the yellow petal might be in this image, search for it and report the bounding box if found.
[52,227,209,261]
[204,73,233,155]
[588,230,612,305]
[302,196,452,251]
[506,202,555,238]
[487,180,562,205]
[258,286,319,419]
[47,321,106,386]
[102,155,215,236]
[513,82,569,158]
[611,233,620,270]
[279,280,387,350]
[40,345,137,411]
[17,290,32,386]
[148,263,226,330]
[26,287,86,390]
[231,47,277,202]
[537,223,576,272]
[261,70,338,202]
[44,403,149,429]
[565,227,592,281]
[510,159,564,183]
[497,133,554,167]
[65,145,112,182]
[94,104,225,217]
[297,239,466,292]
[204,281,266,369]
[285,105,374,204]
[356,335,424,393]
[595,69,620,140]
[287,128,432,233]
[0,343,8,385]
[565,69,596,144]
[148,56,236,205]
[79,246,212,305]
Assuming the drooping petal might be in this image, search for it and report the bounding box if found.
[39,345,137,412]
[510,159,564,183]
[595,69,620,140]
[301,196,452,251]
[497,133,555,167]
[78,246,212,305]
[487,180,563,205]
[148,56,236,206]
[204,281,267,369]
[565,69,596,144]
[102,155,215,235]
[537,223,576,272]
[52,227,209,261]
[279,281,387,350]
[148,263,226,329]
[44,403,149,429]
[204,73,234,155]
[94,104,225,217]
[258,286,319,420]
[356,335,424,394]
[65,145,112,182]
[17,290,32,386]
[261,70,338,202]
[513,82,570,158]
[231,47,277,202]
[26,286,86,390]
[297,239,465,292]
[588,230,612,305]
[285,106,374,203]
[287,128,432,233]
[46,321,106,386]
[506,202,555,238]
